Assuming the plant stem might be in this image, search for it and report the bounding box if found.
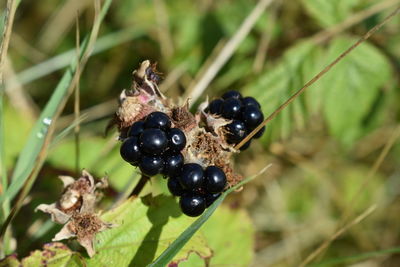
[130,175,150,197]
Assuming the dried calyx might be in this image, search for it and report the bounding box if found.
[36,170,115,257]
[110,60,244,188]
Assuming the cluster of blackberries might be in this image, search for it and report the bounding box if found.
[206,90,265,150]
[120,111,227,217]
[120,112,186,177]
[168,163,226,217]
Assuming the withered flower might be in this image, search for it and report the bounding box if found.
[36,170,115,257]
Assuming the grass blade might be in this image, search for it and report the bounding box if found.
[150,165,271,266]
[11,28,144,88]
[0,0,113,207]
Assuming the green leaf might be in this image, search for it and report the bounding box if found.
[320,37,391,145]
[0,243,82,267]
[150,171,265,266]
[180,206,255,266]
[245,41,323,142]
[301,0,362,27]
[85,195,212,266]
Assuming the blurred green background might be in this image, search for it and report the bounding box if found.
[2,0,400,266]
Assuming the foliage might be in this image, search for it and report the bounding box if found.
[1,0,400,266]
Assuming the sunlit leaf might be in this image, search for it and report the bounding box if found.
[301,0,362,27]
[85,195,212,266]
[320,37,391,145]
[181,206,255,266]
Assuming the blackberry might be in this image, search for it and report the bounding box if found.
[242,96,261,108]
[168,176,185,196]
[208,99,223,115]
[204,166,226,193]
[168,128,186,152]
[206,90,265,150]
[162,153,184,177]
[221,98,242,119]
[139,128,168,155]
[120,137,142,164]
[239,139,252,151]
[253,126,265,139]
[128,121,145,137]
[144,111,171,130]
[120,111,188,178]
[241,105,263,129]
[179,163,204,190]
[179,193,206,217]
[225,120,246,143]
[222,90,242,100]
[205,193,221,207]
[139,155,164,176]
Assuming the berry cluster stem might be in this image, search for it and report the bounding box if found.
[130,175,150,197]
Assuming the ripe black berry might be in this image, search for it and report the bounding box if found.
[221,98,242,119]
[162,153,184,177]
[239,139,251,151]
[241,106,264,128]
[120,137,142,164]
[139,128,168,155]
[242,96,261,108]
[208,99,223,115]
[167,176,185,196]
[139,155,164,176]
[205,193,221,207]
[179,193,206,217]
[144,111,171,130]
[179,163,204,190]
[253,125,265,139]
[222,90,242,100]
[204,166,226,193]
[168,128,186,152]
[128,121,145,137]
[225,120,246,143]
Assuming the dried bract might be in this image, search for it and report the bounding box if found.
[36,170,114,257]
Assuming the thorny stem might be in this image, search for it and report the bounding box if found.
[129,175,150,197]
[235,6,400,150]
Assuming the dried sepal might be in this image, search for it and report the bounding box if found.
[36,170,114,257]
[53,212,114,257]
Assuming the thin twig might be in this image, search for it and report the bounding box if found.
[0,0,18,255]
[253,0,280,73]
[299,205,377,267]
[235,6,400,150]
[153,0,174,59]
[0,0,17,85]
[338,124,400,227]
[186,0,274,106]
[0,0,104,239]
[74,14,81,174]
